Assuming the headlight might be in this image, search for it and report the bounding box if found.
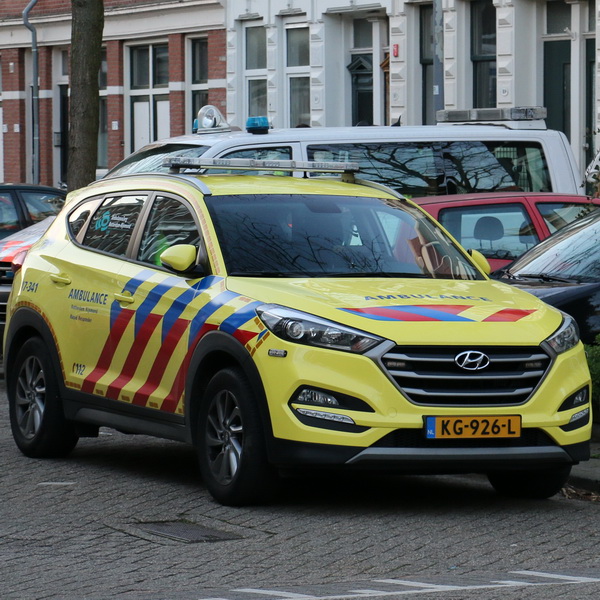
[544,313,580,354]
[256,304,384,353]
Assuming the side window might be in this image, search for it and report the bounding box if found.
[20,191,65,222]
[537,202,599,233]
[137,195,200,266]
[0,193,20,238]
[438,203,540,261]
[68,198,104,240]
[306,143,444,197]
[204,146,293,175]
[442,141,551,193]
[82,195,147,256]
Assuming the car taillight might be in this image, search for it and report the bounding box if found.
[12,249,29,274]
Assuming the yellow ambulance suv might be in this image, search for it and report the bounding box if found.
[4,159,591,505]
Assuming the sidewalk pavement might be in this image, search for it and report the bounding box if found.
[567,424,600,494]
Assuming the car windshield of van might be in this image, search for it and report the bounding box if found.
[205,194,483,280]
[505,211,600,283]
[307,141,551,197]
[106,144,210,177]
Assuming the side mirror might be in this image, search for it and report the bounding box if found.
[468,248,491,275]
[160,244,202,274]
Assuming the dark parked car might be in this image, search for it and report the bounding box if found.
[495,208,600,344]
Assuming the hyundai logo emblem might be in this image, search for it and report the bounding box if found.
[455,350,490,371]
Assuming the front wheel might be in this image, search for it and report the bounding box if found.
[196,367,278,506]
[8,337,79,458]
[487,465,571,499]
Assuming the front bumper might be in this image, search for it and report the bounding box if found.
[268,436,590,472]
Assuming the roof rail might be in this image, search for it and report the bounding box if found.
[437,106,547,123]
[164,157,361,179]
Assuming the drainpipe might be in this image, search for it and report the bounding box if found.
[23,0,40,184]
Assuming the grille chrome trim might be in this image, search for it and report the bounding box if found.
[381,345,552,407]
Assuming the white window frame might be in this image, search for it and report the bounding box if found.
[125,41,170,153]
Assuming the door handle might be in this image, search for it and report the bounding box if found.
[50,273,71,285]
[114,292,135,304]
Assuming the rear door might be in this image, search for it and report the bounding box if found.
[52,193,147,393]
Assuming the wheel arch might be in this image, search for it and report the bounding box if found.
[184,330,274,447]
[5,307,65,393]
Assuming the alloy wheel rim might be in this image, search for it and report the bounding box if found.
[205,389,243,485]
[15,356,46,439]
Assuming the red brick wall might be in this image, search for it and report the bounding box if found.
[3,0,181,19]
[38,46,54,185]
[106,40,125,167]
[169,33,186,137]
[2,49,27,182]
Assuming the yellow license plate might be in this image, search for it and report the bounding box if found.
[425,415,521,439]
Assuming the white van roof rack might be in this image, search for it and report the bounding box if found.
[436,107,548,130]
[164,157,360,177]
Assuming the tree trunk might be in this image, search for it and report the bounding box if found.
[67,0,105,192]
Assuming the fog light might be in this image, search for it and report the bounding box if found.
[296,408,355,424]
[296,388,339,407]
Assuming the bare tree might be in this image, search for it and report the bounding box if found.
[67,0,105,191]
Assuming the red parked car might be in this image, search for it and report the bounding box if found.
[412,192,600,271]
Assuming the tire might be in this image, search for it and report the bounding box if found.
[8,337,79,458]
[196,367,278,506]
[487,465,572,499]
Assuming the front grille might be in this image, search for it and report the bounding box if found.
[381,345,551,407]
[0,261,13,285]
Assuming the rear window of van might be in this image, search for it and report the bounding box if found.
[307,141,550,198]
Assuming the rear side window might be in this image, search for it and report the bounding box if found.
[537,202,599,233]
[82,195,147,256]
[438,203,539,261]
[307,141,551,197]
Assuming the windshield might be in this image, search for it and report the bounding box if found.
[507,211,600,282]
[106,143,209,177]
[205,193,482,279]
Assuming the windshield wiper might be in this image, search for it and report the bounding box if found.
[513,273,578,284]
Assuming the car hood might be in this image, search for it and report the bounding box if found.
[0,217,55,262]
[500,278,600,303]
[226,277,563,346]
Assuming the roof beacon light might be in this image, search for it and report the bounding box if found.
[164,156,360,177]
[194,105,231,134]
[246,116,270,135]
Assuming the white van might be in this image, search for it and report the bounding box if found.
[107,106,584,198]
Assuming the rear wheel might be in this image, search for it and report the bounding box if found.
[196,367,278,506]
[8,337,79,458]
[487,465,571,499]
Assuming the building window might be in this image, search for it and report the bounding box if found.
[245,26,267,118]
[348,20,374,126]
[129,43,170,152]
[246,26,266,70]
[248,79,267,117]
[286,27,310,127]
[471,0,497,108]
[191,38,209,126]
[287,27,309,67]
[420,4,434,125]
[547,0,571,34]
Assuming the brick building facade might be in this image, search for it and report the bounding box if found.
[0,0,226,185]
